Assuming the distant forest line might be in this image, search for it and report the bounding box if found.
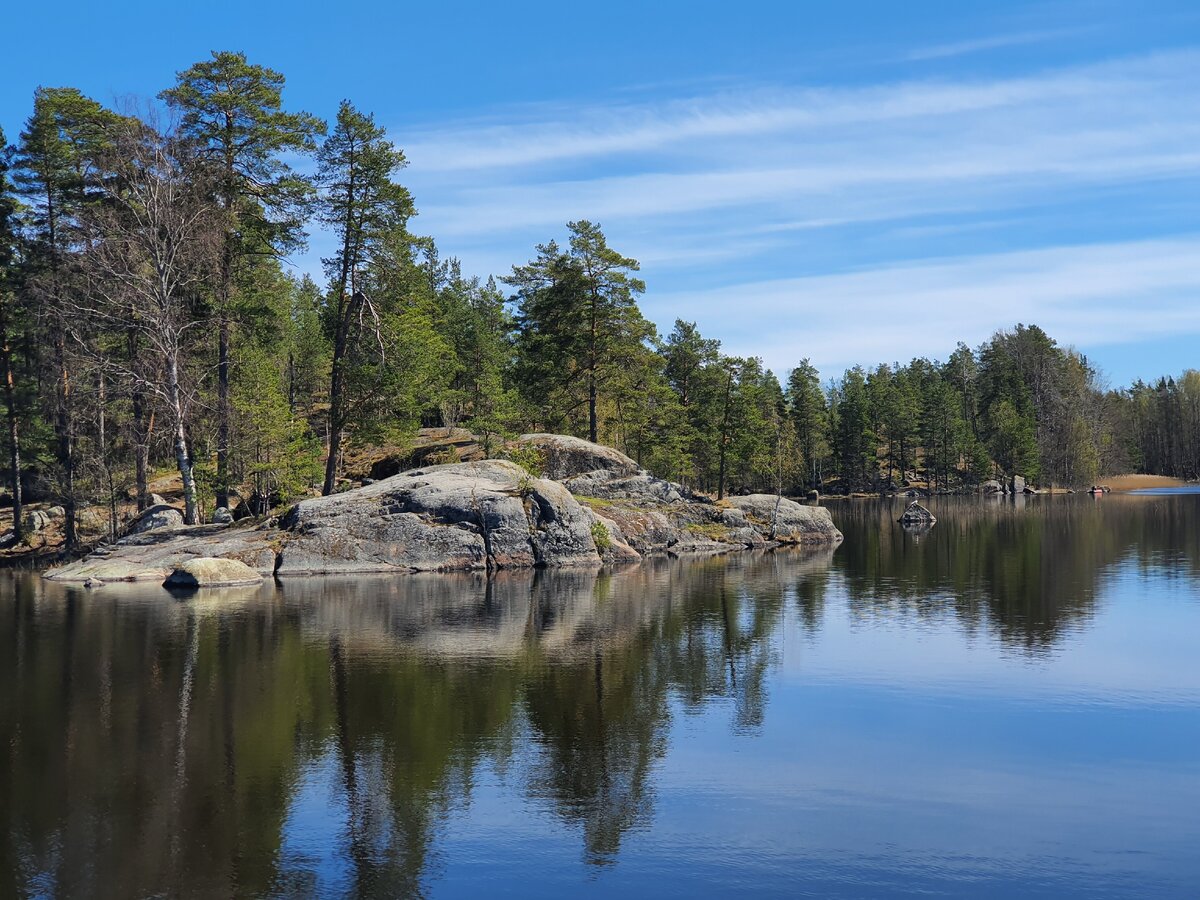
[0,51,1194,547]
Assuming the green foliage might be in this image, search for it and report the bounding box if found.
[590,520,612,552]
[502,444,546,477]
[232,340,324,504]
[0,61,1172,535]
[508,221,655,444]
[161,50,324,256]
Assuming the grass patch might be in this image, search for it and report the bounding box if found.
[577,495,615,508]
[685,522,732,541]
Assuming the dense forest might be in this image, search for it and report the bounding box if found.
[0,51,1195,548]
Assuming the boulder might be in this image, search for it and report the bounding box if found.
[212,506,234,525]
[981,479,1003,494]
[511,433,642,481]
[724,495,843,544]
[126,503,184,535]
[275,459,602,575]
[164,557,263,589]
[46,505,66,518]
[563,471,683,504]
[1011,474,1026,494]
[76,506,112,533]
[23,510,51,533]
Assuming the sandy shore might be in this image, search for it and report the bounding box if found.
[1099,474,1188,491]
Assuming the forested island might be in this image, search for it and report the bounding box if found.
[0,51,1196,554]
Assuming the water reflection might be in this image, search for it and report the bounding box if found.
[2,494,1199,897]
[831,493,1200,652]
[0,552,835,897]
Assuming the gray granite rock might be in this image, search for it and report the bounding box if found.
[126,503,184,535]
[274,459,601,575]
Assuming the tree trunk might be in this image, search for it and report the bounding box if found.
[588,373,598,444]
[168,354,199,525]
[216,315,230,509]
[127,329,151,512]
[322,328,349,496]
[717,367,734,501]
[0,308,22,544]
[53,333,77,549]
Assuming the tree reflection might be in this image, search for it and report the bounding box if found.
[830,495,1200,652]
[8,492,1193,896]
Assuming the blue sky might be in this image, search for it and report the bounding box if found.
[3,0,1199,385]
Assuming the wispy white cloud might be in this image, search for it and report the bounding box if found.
[649,237,1200,377]
[403,49,1200,251]
[383,48,1200,384]
[401,50,1195,175]
[905,27,1093,62]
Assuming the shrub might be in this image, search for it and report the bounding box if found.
[590,520,612,552]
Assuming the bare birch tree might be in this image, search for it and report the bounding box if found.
[74,117,218,525]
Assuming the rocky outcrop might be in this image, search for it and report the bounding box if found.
[517,436,843,559]
[46,522,279,583]
[164,557,263,589]
[364,428,486,481]
[46,434,843,585]
[275,459,599,575]
[725,494,845,544]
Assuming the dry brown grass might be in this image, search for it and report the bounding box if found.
[1099,474,1188,491]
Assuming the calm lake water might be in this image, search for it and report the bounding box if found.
[3,493,1200,898]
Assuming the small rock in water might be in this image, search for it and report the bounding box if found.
[899,501,937,526]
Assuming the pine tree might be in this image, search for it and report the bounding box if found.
[316,101,411,492]
[0,128,26,541]
[14,87,122,547]
[509,221,653,444]
[162,51,324,508]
